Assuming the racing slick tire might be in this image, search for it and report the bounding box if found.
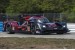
[31,29,42,35]
[7,26,15,34]
[31,26,42,35]
[8,32,15,34]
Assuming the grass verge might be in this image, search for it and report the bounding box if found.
[0,37,75,49]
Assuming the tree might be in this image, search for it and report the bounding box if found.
[0,0,9,13]
[6,0,75,13]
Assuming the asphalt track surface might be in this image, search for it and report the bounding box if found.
[0,23,75,39]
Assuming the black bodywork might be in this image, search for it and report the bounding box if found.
[29,17,69,34]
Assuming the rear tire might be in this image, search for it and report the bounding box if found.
[8,32,15,34]
[7,26,15,34]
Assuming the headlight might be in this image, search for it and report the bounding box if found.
[43,25,46,28]
[63,25,66,28]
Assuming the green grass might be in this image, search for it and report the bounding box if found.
[0,37,75,49]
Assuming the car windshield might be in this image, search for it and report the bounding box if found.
[37,17,49,23]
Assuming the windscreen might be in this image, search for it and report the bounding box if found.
[37,17,50,23]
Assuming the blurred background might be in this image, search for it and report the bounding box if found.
[0,0,75,23]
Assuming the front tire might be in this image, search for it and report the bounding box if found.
[31,26,42,35]
[31,29,42,35]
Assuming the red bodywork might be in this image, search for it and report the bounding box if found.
[9,15,54,30]
[9,21,27,31]
[23,15,42,21]
[24,16,31,21]
[8,15,44,31]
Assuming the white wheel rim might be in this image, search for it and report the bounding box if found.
[36,30,40,34]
